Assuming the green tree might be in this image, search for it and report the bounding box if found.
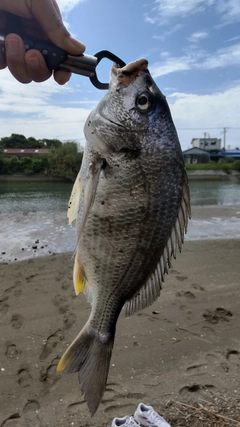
[41,138,62,148]
[47,142,83,181]
[0,134,63,149]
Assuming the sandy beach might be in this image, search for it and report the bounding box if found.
[0,208,240,426]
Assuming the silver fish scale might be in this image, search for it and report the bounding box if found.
[77,144,184,331]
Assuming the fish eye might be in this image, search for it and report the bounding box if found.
[136,93,153,112]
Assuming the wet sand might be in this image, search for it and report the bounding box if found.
[1,205,240,263]
[0,235,240,426]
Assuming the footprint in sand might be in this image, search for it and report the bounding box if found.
[202,308,233,324]
[0,413,21,426]
[18,366,32,388]
[14,289,22,297]
[205,352,229,372]
[186,363,208,375]
[61,281,71,291]
[103,388,145,415]
[67,401,86,415]
[176,276,188,281]
[179,305,192,315]
[52,294,69,314]
[176,291,196,299]
[191,283,205,291]
[3,286,15,295]
[23,400,40,414]
[179,383,215,396]
[39,329,64,360]
[63,312,76,329]
[170,269,180,274]
[55,272,65,282]
[40,356,60,387]
[5,343,20,359]
[201,325,218,343]
[0,297,9,314]
[226,349,240,366]
[11,314,24,329]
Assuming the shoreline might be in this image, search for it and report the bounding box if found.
[187,170,240,181]
[0,174,70,182]
[1,204,240,264]
[1,170,240,182]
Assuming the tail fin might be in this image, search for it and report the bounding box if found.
[57,323,114,416]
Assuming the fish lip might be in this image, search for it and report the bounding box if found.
[112,62,122,75]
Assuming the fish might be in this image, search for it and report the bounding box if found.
[57,58,191,415]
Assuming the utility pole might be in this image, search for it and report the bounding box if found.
[222,127,229,150]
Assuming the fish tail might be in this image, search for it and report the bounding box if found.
[57,322,114,416]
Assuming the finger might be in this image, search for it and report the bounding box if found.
[30,0,85,55]
[25,49,52,82]
[54,69,71,85]
[0,0,32,18]
[5,33,31,83]
[0,41,6,69]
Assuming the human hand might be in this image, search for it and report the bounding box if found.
[0,0,85,84]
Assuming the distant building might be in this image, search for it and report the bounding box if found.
[191,138,222,151]
[183,147,210,164]
[2,148,49,157]
[211,148,240,161]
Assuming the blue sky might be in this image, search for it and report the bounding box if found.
[0,0,239,150]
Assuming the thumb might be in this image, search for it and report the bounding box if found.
[31,0,85,55]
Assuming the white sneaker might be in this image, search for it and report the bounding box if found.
[112,416,140,427]
[134,403,171,427]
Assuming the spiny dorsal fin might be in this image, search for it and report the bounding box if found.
[124,170,191,317]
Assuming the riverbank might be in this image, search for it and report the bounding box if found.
[0,174,71,182]
[1,170,240,182]
[0,238,240,426]
[187,170,240,181]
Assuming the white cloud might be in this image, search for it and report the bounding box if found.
[151,0,214,21]
[216,0,240,23]
[187,31,209,43]
[152,24,183,41]
[168,84,240,150]
[150,56,192,78]
[57,0,86,14]
[146,0,240,25]
[0,69,95,142]
[199,43,240,69]
[150,43,240,78]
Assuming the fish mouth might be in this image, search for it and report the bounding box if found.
[112,58,149,87]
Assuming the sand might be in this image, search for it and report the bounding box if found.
[0,236,240,426]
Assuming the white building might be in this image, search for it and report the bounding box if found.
[191,138,221,151]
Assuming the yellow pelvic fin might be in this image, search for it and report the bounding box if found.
[73,255,87,296]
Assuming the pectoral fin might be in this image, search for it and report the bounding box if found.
[67,170,82,225]
[77,157,105,238]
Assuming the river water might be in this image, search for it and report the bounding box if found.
[0,179,240,262]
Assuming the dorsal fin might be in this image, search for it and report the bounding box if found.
[124,171,191,317]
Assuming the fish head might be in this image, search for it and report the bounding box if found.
[84,58,179,154]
